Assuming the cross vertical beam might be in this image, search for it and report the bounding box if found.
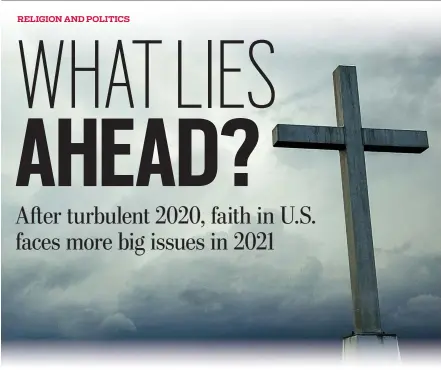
[333,66,382,334]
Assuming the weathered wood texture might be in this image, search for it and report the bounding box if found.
[333,66,382,334]
[273,125,345,150]
[362,128,428,153]
[272,65,429,335]
[273,126,428,154]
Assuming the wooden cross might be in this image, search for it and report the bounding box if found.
[272,66,429,334]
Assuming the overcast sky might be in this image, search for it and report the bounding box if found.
[1,1,440,350]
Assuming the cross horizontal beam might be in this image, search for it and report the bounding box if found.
[362,128,429,153]
[273,124,345,150]
[272,124,429,154]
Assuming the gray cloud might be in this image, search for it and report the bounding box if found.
[2,217,440,341]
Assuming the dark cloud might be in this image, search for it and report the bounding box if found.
[2,216,440,342]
